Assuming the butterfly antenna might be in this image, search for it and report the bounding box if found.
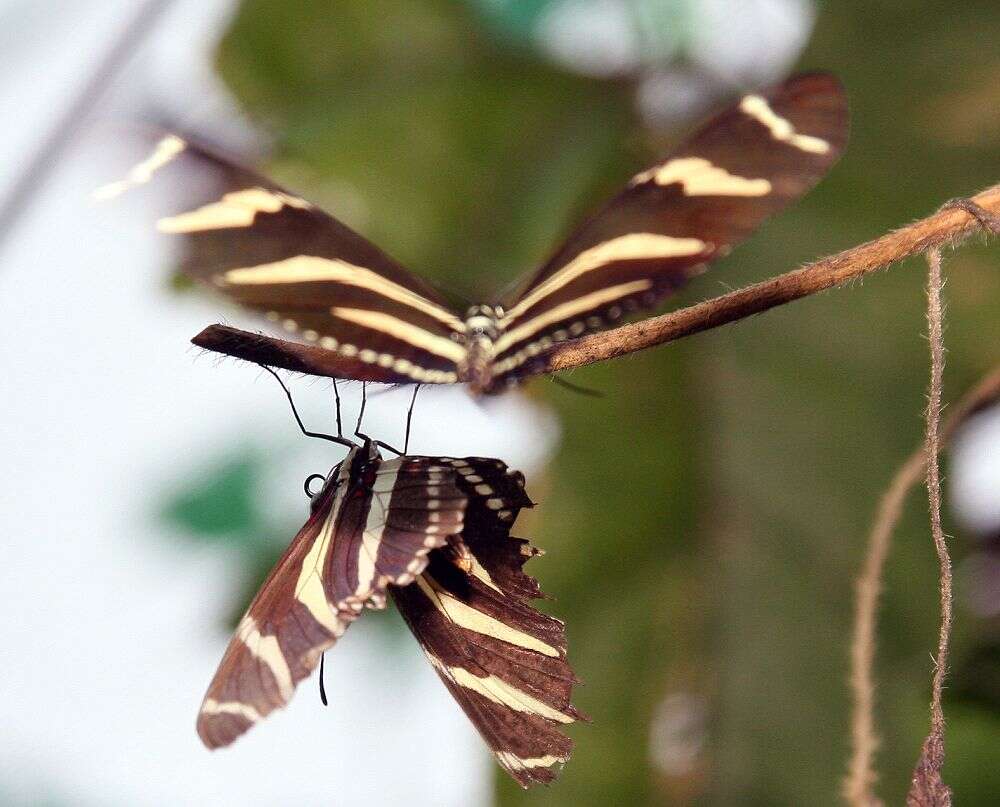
[319,652,329,706]
[403,384,421,454]
[332,378,344,437]
[303,473,326,499]
[261,366,355,448]
[550,375,605,398]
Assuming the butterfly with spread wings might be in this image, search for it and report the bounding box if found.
[100,73,846,393]
[196,439,584,787]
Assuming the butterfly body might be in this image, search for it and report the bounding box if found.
[456,304,502,391]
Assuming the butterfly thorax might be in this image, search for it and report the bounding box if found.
[310,441,380,512]
[461,304,504,393]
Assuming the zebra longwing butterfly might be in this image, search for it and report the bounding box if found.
[197,439,583,787]
[100,73,846,393]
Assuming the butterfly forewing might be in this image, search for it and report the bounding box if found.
[196,455,352,749]
[490,73,848,382]
[391,458,586,787]
[196,445,467,748]
[98,135,465,385]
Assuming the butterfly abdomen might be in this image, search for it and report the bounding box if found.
[460,305,504,393]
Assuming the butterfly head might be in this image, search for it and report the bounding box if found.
[463,304,504,342]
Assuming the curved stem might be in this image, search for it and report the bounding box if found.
[845,365,1000,806]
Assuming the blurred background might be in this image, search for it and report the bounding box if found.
[1,0,998,804]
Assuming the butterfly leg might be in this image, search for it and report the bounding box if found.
[332,378,344,437]
[303,473,326,499]
[353,381,368,440]
[352,381,407,456]
[550,375,604,398]
[403,384,422,454]
[318,651,329,707]
[261,365,356,449]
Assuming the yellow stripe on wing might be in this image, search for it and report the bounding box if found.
[416,575,560,657]
[632,157,771,196]
[220,255,465,331]
[739,95,831,154]
[93,135,186,201]
[331,307,467,363]
[157,188,310,232]
[502,232,706,324]
[494,281,651,355]
[427,655,574,723]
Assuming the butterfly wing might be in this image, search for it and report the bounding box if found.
[324,454,467,616]
[97,134,465,384]
[391,458,586,787]
[491,73,848,380]
[196,456,355,749]
[196,448,467,748]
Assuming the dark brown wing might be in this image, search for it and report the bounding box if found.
[324,454,467,615]
[196,448,467,749]
[96,134,465,385]
[196,454,354,749]
[391,458,586,787]
[490,73,848,379]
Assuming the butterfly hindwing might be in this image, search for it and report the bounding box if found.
[98,134,465,384]
[490,73,848,382]
[391,458,586,787]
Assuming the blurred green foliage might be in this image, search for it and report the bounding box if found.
[162,449,263,539]
[163,0,1000,803]
[160,446,291,628]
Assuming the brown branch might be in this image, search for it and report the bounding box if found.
[522,183,1000,379]
[844,361,1000,807]
[846,446,925,807]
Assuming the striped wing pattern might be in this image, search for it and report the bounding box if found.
[392,458,586,787]
[488,73,848,382]
[196,444,466,748]
[101,74,846,393]
[96,135,465,385]
[196,449,583,787]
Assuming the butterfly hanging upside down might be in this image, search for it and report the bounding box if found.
[196,436,585,788]
[98,73,847,393]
